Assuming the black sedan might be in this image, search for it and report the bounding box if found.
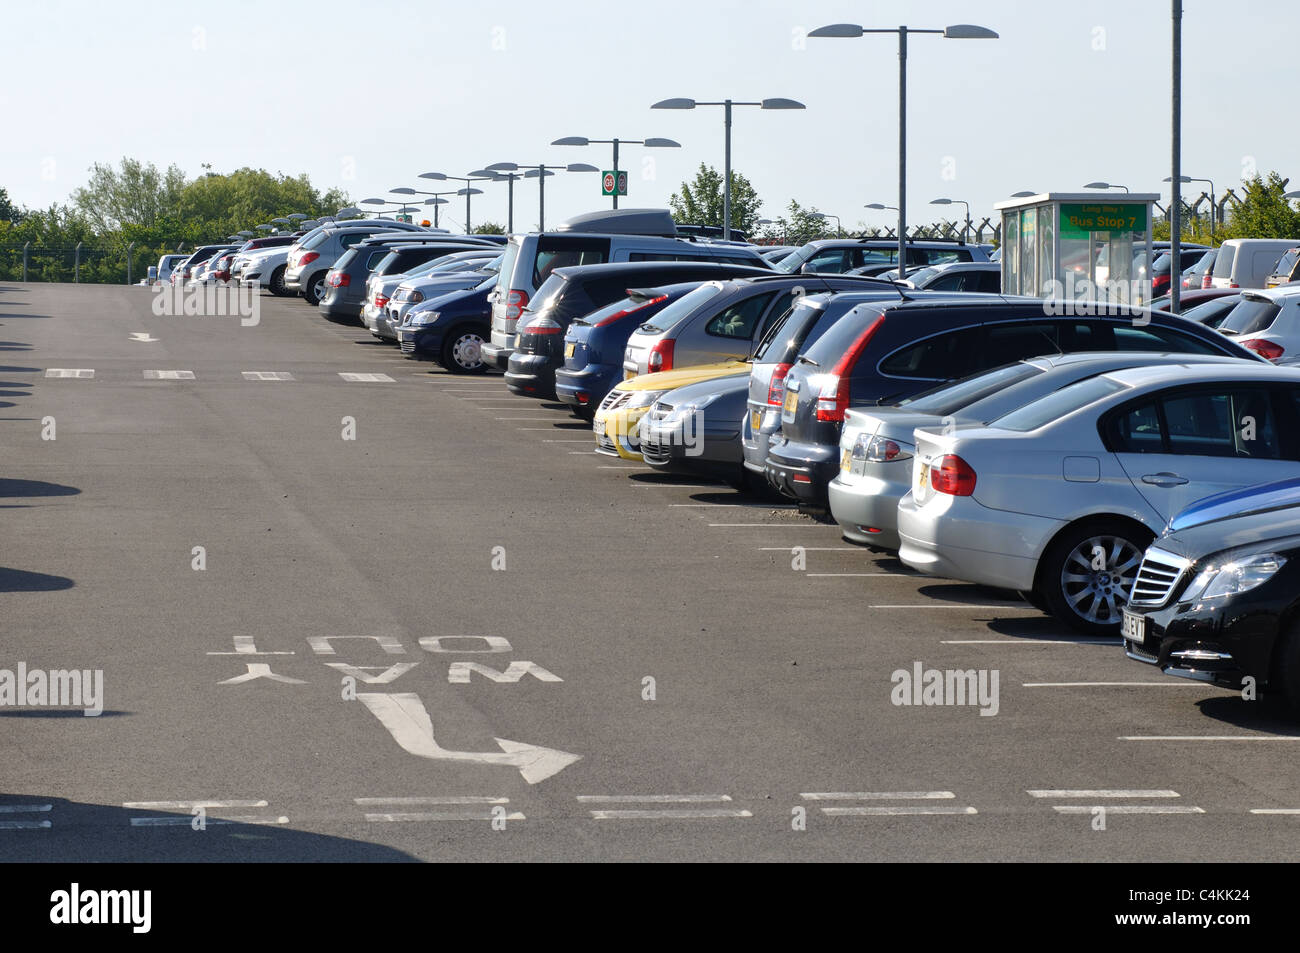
[1124,478,1300,714]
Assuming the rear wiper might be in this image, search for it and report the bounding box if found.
[875,390,904,405]
[797,355,820,367]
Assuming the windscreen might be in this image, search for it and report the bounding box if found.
[637,283,724,333]
[1218,296,1282,335]
[990,376,1127,432]
[897,362,1042,414]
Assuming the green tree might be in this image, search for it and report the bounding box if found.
[753,200,831,246]
[667,163,763,235]
[473,221,506,234]
[71,158,186,232]
[1219,171,1300,241]
[0,187,23,224]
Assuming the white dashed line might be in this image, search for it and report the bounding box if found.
[44,368,93,379]
[1028,790,1180,799]
[821,805,978,816]
[0,804,52,830]
[801,792,955,800]
[143,370,195,380]
[1249,808,1300,814]
[577,795,735,803]
[1120,735,1300,742]
[578,794,751,820]
[242,371,294,381]
[339,373,395,382]
[1051,806,1204,815]
[941,639,1116,645]
[590,808,753,819]
[1023,681,1205,688]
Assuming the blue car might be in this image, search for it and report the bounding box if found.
[397,276,495,373]
[553,282,699,418]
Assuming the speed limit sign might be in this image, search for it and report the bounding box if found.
[602,172,616,194]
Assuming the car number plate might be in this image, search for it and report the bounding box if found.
[624,370,636,381]
[750,410,762,432]
[841,449,851,472]
[1121,609,1148,644]
[593,419,606,437]
[565,342,575,358]
[783,390,798,414]
[917,462,929,492]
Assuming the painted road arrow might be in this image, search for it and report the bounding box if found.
[358,692,581,784]
[129,332,159,342]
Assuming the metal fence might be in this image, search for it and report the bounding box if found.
[0,242,187,284]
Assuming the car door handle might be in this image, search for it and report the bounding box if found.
[1141,472,1189,487]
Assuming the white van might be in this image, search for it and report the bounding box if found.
[1209,238,1296,289]
[481,208,770,371]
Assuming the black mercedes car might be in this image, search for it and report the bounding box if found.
[1123,477,1300,714]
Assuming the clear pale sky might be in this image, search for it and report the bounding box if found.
[1,0,1294,232]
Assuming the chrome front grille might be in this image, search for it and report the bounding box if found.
[600,389,632,412]
[1128,548,1191,609]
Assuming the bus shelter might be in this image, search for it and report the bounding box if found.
[994,192,1157,305]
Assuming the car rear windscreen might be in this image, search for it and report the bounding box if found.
[1219,296,1282,335]
[897,362,1042,414]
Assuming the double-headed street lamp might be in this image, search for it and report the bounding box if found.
[650,97,806,240]
[551,136,681,209]
[482,162,599,232]
[418,172,497,232]
[1164,174,1217,242]
[930,197,971,242]
[809,22,998,273]
[391,186,458,227]
[359,198,420,220]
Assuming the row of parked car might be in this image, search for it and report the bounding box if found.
[164,209,1300,715]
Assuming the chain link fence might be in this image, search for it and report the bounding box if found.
[0,242,190,284]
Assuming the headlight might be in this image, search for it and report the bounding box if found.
[1180,553,1287,602]
[626,390,662,410]
[411,311,439,327]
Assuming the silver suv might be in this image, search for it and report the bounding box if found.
[483,208,770,371]
[285,220,427,304]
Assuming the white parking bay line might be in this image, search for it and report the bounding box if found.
[545,439,598,443]
[577,795,734,803]
[759,547,864,552]
[709,523,828,528]
[1024,681,1205,688]
[242,371,294,381]
[45,368,94,379]
[123,799,269,809]
[356,796,511,805]
[1249,808,1300,814]
[821,806,978,816]
[1121,735,1300,742]
[671,503,798,509]
[941,639,1116,645]
[0,804,53,829]
[1052,806,1204,815]
[339,372,395,383]
[873,604,1037,610]
[1028,790,1180,798]
[801,792,954,800]
[590,808,753,819]
[807,572,905,577]
[496,417,565,421]
[365,811,525,822]
[143,370,195,380]
[129,815,290,826]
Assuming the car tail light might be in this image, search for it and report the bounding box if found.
[505,290,529,320]
[647,339,675,373]
[1228,282,1239,289]
[299,252,320,266]
[766,362,793,406]
[522,315,563,335]
[595,294,668,328]
[1201,274,1212,289]
[1243,339,1285,360]
[929,454,977,496]
[815,315,885,422]
[375,294,389,309]
[329,272,350,288]
[866,436,911,463]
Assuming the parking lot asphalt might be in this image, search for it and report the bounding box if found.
[2,281,1299,862]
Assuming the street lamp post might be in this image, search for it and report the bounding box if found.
[1164,174,1216,242]
[551,136,681,209]
[483,162,599,231]
[391,186,458,227]
[1083,181,1130,193]
[930,197,971,242]
[418,172,498,232]
[810,22,998,273]
[650,97,805,240]
[359,199,420,220]
[812,212,842,238]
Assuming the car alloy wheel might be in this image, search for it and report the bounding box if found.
[1039,519,1152,635]
[1059,534,1143,628]
[307,274,326,306]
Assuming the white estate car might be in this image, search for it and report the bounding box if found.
[829,352,1258,550]
[897,362,1300,634]
[1215,284,1300,363]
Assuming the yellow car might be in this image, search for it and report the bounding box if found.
[593,361,748,460]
